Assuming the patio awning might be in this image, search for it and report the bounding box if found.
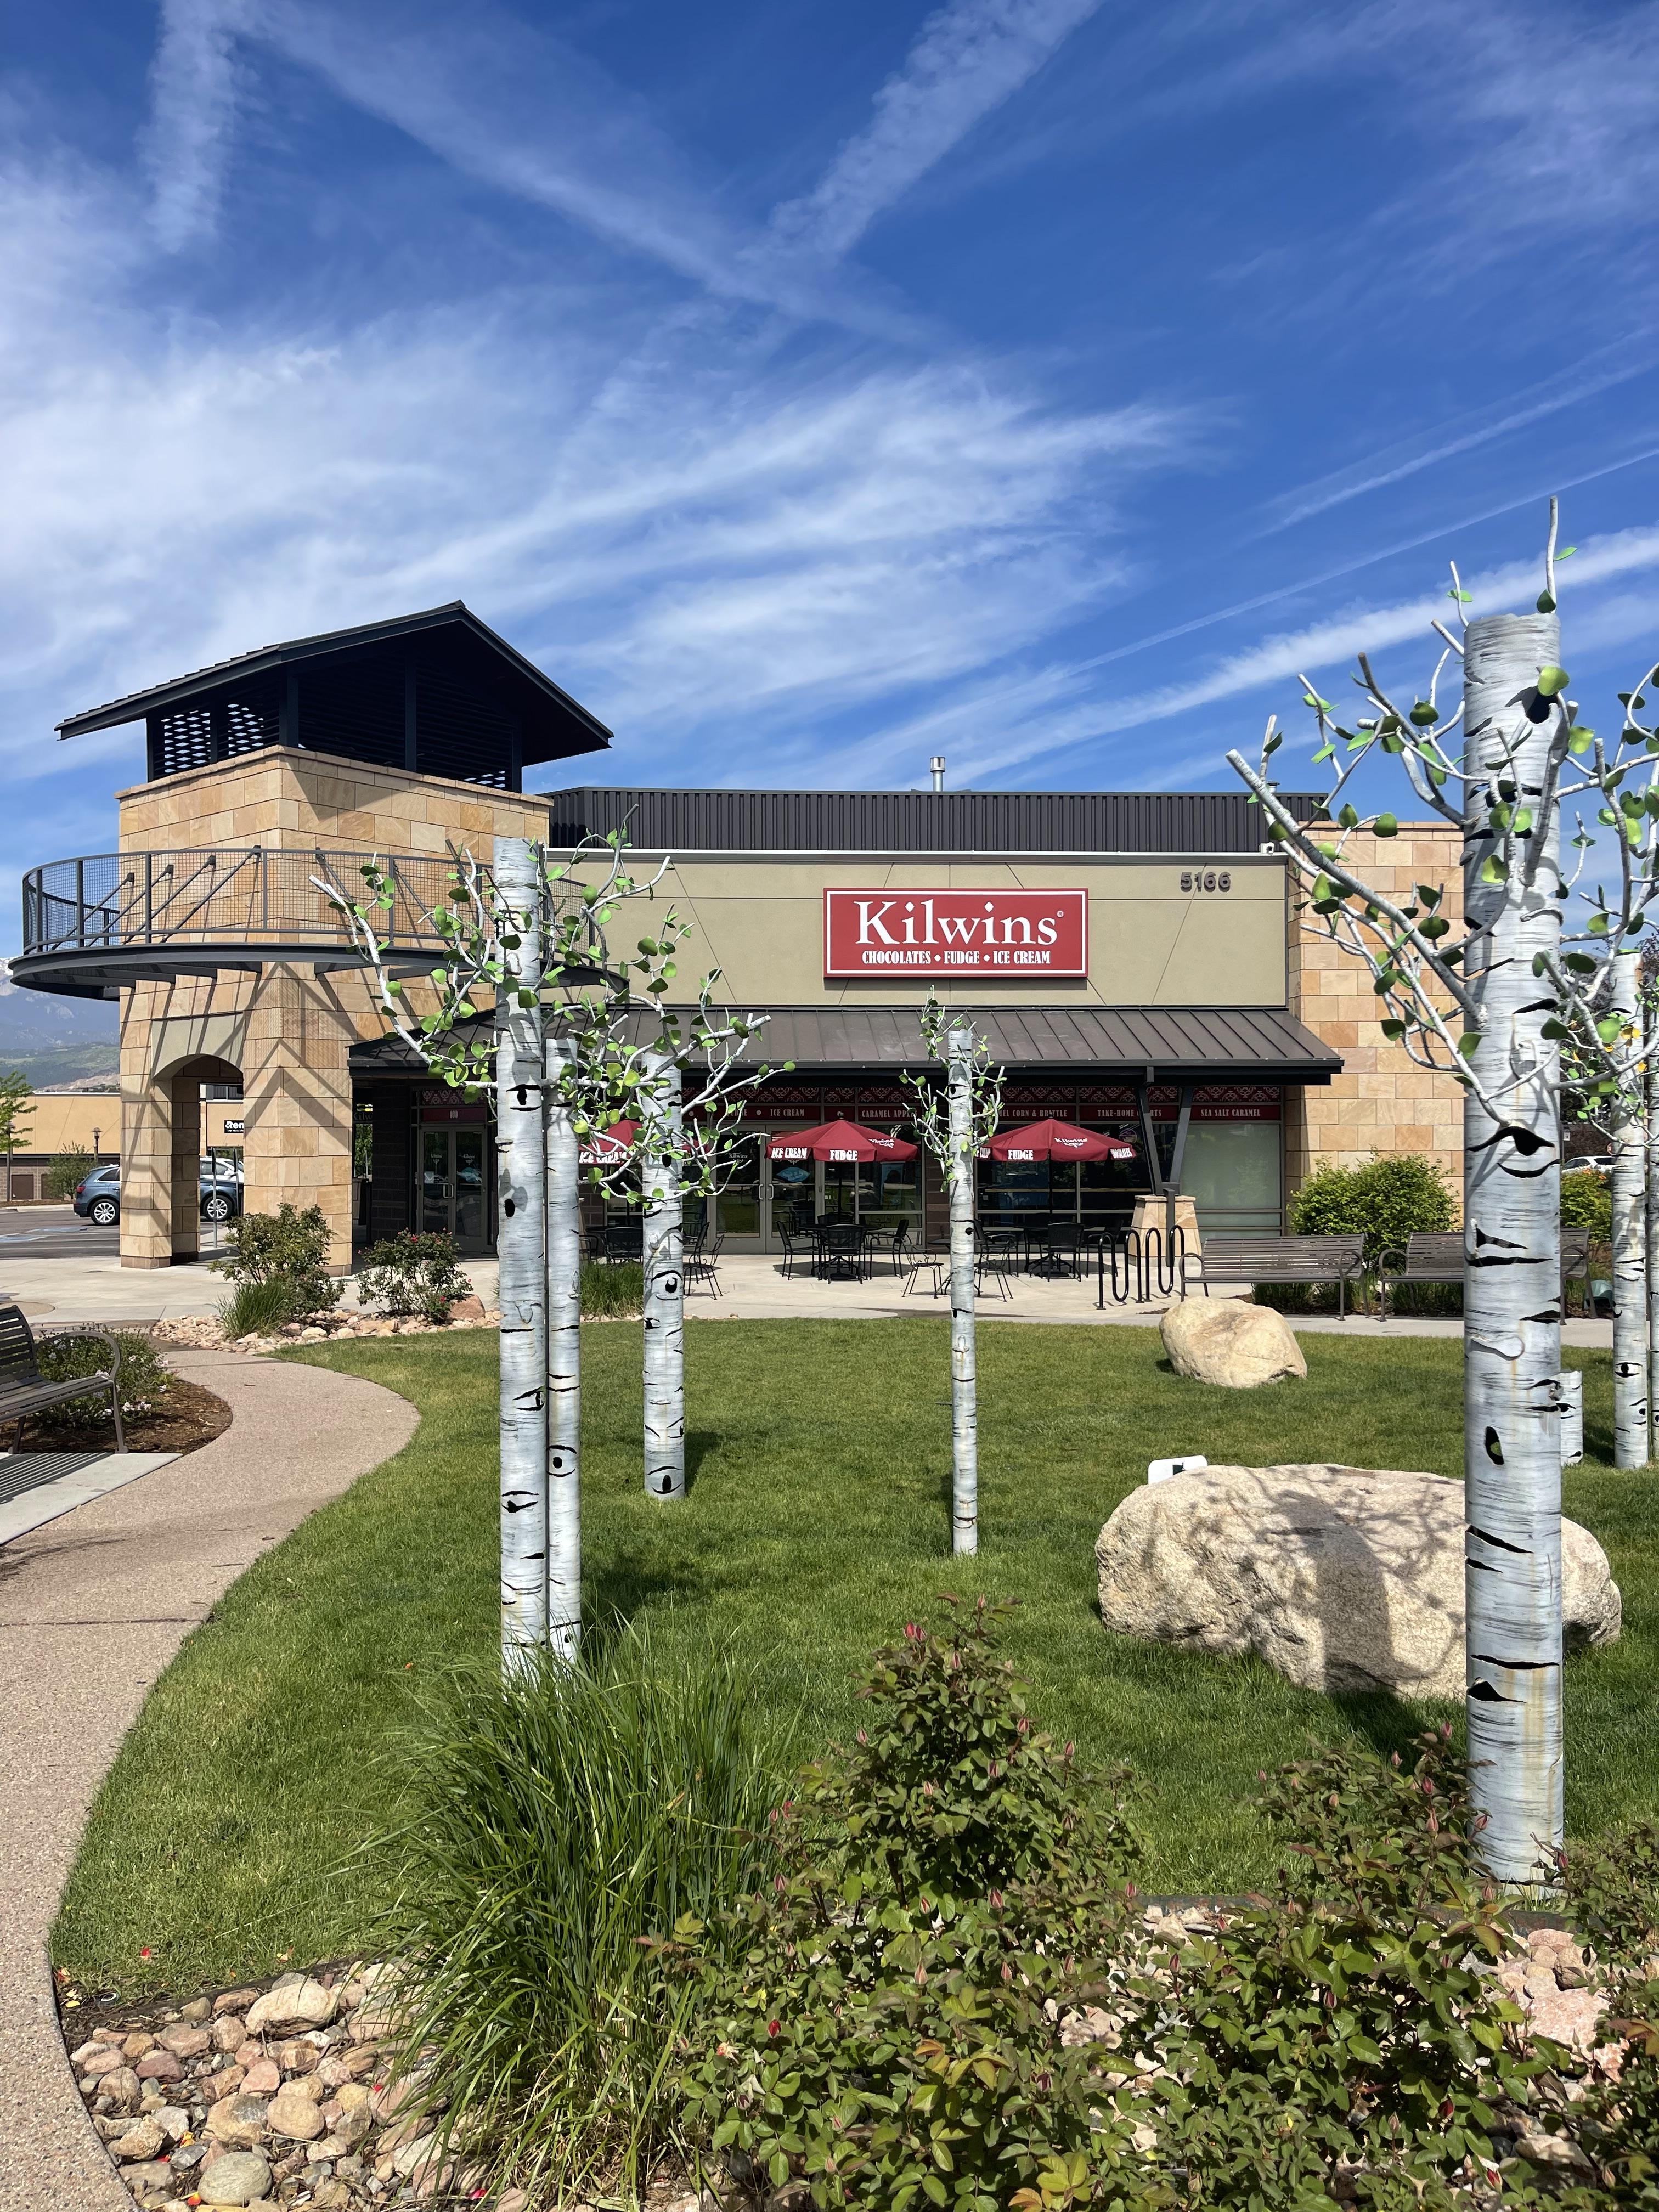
[698,1006,1340,1085]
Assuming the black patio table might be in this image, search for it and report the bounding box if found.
[812,1220,871,1282]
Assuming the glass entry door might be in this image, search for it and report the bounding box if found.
[421,1125,489,1250]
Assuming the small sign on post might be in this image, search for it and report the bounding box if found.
[1147,1453,1208,1485]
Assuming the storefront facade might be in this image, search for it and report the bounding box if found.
[17,611,1464,1264]
[527,786,1462,1253]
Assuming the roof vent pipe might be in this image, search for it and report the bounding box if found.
[929,755,946,793]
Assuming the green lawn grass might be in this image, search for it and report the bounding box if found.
[53,1321,1659,1997]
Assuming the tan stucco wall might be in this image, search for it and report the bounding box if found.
[629,852,1288,1009]
[1285,823,1464,1198]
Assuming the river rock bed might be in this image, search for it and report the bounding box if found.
[60,1961,505,2211]
[151,1304,498,1357]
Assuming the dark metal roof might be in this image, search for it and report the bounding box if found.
[350,1005,1339,1085]
[57,602,612,767]
[543,786,1325,855]
[724,1006,1338,1082]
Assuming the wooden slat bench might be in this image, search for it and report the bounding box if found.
[1378,1227,1594,1319]
[0,1305,126,1451]
[1190,1234,1367,1320]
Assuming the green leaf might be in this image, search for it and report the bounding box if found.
[1568,724,1594,755]
[1337,803,1359,829]
[1559,545,1577,558]
[1478,855,1509,885]
[1447,588,1472,604]
[1409,700,1438,727]
[1536,663,1570,698]
[1458,1032,1482,1059]
[1374,812,1398,837]
[1589,911,1611,935]
[1381,1019,1407,1040]
[1536,590,1556,613]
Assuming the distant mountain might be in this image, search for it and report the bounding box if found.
[0,963,118,1084]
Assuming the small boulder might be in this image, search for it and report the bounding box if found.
[245,1974,336,2034]
[1096,1464,1621,1701]
[198,2148,275,2205]
[1159,1299,1306,1389]
[111,2115,166,2163]
[448,1294,486,1322]
[98,2066,142,2115]
[205,2092,270,2148]
[267,2080,326,2141]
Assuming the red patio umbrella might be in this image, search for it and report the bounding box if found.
[578,1118,640,1165]
[987,1118,1136,1164]
[765,1118,918,1164]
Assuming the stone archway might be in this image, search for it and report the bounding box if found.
[120,1049,242,1269]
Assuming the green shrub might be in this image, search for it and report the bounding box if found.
[1131,1730,1550,2210]
[1289,1150,1457,1263]
[32,1328,171,1427]
[581,1259,643,1317]
[211,1203,338,1321]
[378,1628,782,2203]
[46,1147,95,1201]
[356,1231,469,1322]
[1562,1166,1613,1242]
[218,1278,300,1340]
[678,1598,1147,2212]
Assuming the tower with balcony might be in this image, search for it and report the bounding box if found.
[16,605,610,1269]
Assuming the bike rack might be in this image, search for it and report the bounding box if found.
[1096,1225,1188,1307]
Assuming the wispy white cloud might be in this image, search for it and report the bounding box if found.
[1263,346,1658,533]
[770,0,1104,259]
[810,523,1659,794]
[142,0,255,251]
[0,150,1183,808]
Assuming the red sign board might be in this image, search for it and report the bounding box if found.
[823,888,1088,979]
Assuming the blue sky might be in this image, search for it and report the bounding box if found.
[4,0,1659,947]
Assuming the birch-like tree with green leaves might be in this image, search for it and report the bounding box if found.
[1227,502,1659,1885]
[902,998,1004,1555]
[324,832,770,1665]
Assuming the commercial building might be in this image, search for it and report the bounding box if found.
[12,611,1463,1261]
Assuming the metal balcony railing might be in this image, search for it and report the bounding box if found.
[16,846,481,990]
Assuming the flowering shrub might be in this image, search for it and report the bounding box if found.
[357,1230,470,1322]
[33,1328,171,1428]
[213,1203,338,1323]
[675,1599,1147,2211]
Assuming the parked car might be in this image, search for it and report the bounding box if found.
[73,1163,244,1227]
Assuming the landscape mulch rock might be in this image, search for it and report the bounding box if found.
[152,1310,500,1358]
[57,1959,714,2212]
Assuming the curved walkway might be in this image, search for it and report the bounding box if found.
[0,1348,420,2212]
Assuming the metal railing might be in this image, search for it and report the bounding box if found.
[20,847,477,962]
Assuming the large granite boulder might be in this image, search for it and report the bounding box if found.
[1096,1464,1620,1700]
[1160,1298,1306,1388]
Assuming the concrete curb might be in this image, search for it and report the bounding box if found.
[0,1349,421,2212]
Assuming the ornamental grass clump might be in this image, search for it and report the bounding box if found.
[374,1626,782,2203]
[675,1597,1148,2212]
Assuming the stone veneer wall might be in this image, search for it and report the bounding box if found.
[1284,822,1465,1206]
[116,748,548,1270]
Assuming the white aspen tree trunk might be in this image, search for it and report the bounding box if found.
[1648,1047,1659,1444]
[641,1054,686,1500]
[947,1029,978,1556]
[544,1031,582,1660]
[1462,612,1565,1885]
[1611,947,1650,1468]
[493,836,548,1668]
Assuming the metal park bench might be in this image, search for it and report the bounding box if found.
[1191,1234,1368,1321]
[0,1305,126,1450]
[1378,1227,1594,1319]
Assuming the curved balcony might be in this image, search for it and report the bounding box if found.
[15,846,472,1000]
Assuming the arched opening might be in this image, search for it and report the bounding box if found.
[121,1051,244,1269]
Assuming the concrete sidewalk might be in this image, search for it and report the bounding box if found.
[4,1238,1616,1348]
[0,1349,420,2212]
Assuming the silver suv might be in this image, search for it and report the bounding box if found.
[73,1163,244,1228]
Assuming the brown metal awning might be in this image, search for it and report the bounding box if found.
[349,1003,1340,1086]
[724,1006,1340,1085]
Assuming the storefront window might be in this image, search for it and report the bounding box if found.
[1181,1121,1282,1232]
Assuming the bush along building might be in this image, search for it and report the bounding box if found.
[13,609,1463,1267]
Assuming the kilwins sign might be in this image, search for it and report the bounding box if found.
[823,888,1088,978]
